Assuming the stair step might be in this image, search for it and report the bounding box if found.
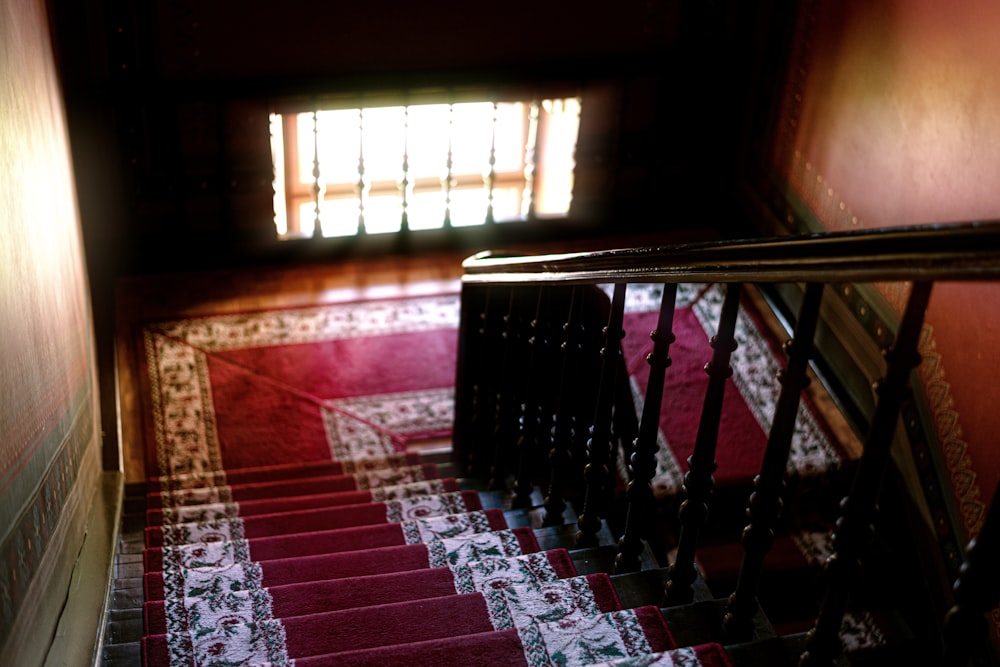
[113,577,143,593]
[108,607,142,623]
[102,640,142,666]
[117,534,146,555]
[110,586,144,611]
[113,561,144,582]
[724,634,809,667]
[121,512,147,534]
[569,544,621,575]
[123,495,147,514]
[472,486,547,507]
[660,598,775,649]
[106,616,144,644]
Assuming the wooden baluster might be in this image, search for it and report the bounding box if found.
[485,101,497,225]
[725,282,825,640]
[443,103,454,229]
[543,287,582,526]
[488,287,522,491]
[356,108,367,235]
[576,283,628,548]
[799,282,932,666]
[311,109,322,238]
[942,481,1000,667]
[464,286,497,477]
[616,283,679,574]
[512,287,547,508]
[665,282,742,601]
[522,100,540,219]
[399,105,410,233]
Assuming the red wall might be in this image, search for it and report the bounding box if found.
[774,0,1000,551]
[0,0,103,662]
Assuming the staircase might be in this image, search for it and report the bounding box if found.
[102,223,1000,666]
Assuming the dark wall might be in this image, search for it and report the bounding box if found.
[48,0,791,470]
[51,0,787,273]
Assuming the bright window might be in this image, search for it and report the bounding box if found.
[270,98,581,239]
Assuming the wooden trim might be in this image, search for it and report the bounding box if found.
[462,221,1000,285]
[45,472,124,667]
[0,448,105,667]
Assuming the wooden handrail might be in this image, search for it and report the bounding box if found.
[462,221,1000,285]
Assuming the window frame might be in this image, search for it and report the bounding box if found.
[269,89,581,240]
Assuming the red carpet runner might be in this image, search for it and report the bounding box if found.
[139,454,733,665]
[135,287,848,665]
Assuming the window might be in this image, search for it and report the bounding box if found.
[269,97,581,239]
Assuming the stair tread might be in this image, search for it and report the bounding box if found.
[724,634,809,667]
[661,598,775,650]
[106,617,144,644]
[110,586,144,611]
[102,640,142,666]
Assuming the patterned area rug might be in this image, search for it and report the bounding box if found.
[139,293,460,477]
[612,283,847,499]
[139,285,846,490]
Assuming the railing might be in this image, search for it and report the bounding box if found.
[453,221,1000,666]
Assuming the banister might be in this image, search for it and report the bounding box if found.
[462,221,1000,285]
[455,218,1000,664]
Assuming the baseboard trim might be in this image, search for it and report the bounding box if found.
[44,471,124,667]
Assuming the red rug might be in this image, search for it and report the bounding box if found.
[138,286,846,500]
[139,293,461,478]
[618,283,848,499]
[135,286,853,666]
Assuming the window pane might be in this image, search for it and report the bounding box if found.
[314,110,361,186]
[407,104,451,181]
[360,107,406,184]
[321,198,363,237]
[449,102,494,175]
[297,201,316,237]
[448,187,491,227]
[490,185,524,222]
[534,98,581,216]
[363,194,403,234]
[492,102,526,173]
[408,190,446,231]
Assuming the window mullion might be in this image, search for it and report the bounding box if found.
[356,108,366,235]
[311,109,323,238]
[443,103,454,229]
[282,113,301,235]
[485,101,498,225]
[522,100,541,220]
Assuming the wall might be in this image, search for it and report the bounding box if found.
[51,0,775,473]
[49,0,782,269]
[52,0,691,273]
[767,0,1000,639]
[0,0,104,663]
